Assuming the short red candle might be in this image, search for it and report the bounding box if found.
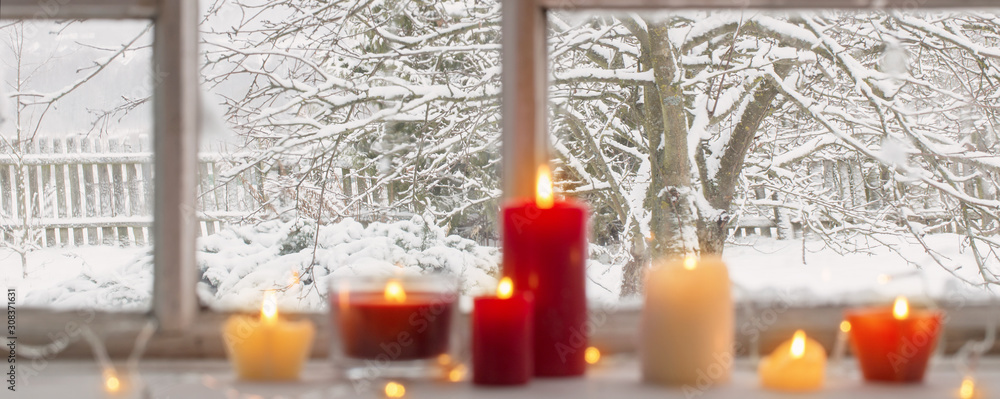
[334,291,455,360]
[472,279,533,385]
[502,169,588,377]
[845,298,943,383]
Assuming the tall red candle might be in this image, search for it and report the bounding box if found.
[502,165,588,377]
[472,277,534,385]
[845,297,943,383]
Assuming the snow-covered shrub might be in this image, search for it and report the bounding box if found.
[197,215,500,311]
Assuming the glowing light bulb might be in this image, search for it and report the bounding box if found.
[585,346,601,364]
[385,381,406,398]
[839,320,851,333]
[683,255,697,271]
[385,280,406,303]
[104,374,121,393]
[497,277,514,299]
[536,165,554,209]
[960,377,976,399]
[448,364,467,382]
[261,290,278,324]
[790,330,806,359]
[893,296,909,320]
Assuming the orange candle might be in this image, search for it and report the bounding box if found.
[845,297,943,383]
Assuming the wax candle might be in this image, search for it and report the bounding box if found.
[502,165,588,377]
[642,255,733,387]
[759,330,826,391]
[473,277,534,385]
[222,290,316,381]
[845,296,943,383]
[334,279,455,360]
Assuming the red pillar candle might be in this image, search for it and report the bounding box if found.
[502,165,588,377]
[845,296,944,383]
[472,277,534,385]
[334,279,455,360]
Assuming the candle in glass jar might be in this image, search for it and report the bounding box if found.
[502,165,588,377]
[473,277,533,385]
[222,290,315,381]
[759,330,826,391]
[642,255,733,387]
[845,296,943,383]
[335,279,455,360]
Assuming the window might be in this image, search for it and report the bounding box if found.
[3,0,996,358]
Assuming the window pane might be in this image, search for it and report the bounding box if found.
[547,10,999,304]
[0,20,154,311]
[197,0,502,311]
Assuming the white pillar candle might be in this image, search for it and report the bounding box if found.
[642,255,733,388]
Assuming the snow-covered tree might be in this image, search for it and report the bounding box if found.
[201,2,1000,296]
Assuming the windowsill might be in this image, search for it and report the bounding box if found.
[18,357,999,398]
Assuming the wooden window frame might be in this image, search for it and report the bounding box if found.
[3,0,998,357]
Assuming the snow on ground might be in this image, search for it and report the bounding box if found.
[3,227,996,312]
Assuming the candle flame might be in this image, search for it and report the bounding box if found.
[840,320,851,333]
[960,377,976,399]
[893,296,909,320]
[790,330,807,359]
[683,255,697,271]
[385,280,406,303]
[536,164,554,209]
[104,373,121,393]
[261,290,278,324]
[497,277,514,299]
[385,381,406,398]
[585,346,601,364]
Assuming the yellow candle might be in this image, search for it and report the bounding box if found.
[222,290,316,381]
[642,255,733,387]
[759,329,826,391]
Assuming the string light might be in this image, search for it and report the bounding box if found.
[585,347,601,364]
[385,381,406,398]
[448,364,467,382]
[959,377,975,399]
[839,320,851,333]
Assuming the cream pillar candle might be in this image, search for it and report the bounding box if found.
[642,255,733,387]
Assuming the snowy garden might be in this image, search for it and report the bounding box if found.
[2,2,999,312]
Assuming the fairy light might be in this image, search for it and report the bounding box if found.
[448,364,467,382]
[959,377,975,399]
[840,320,851,333]
[385,381,406,398]
[585,346,601,364]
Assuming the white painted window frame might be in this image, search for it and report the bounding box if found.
[3,0,997,356]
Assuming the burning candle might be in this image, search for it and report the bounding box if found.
[331,276,456,361]
[502,165,588,377]
[642,255,733,387]
[759,330,826,391]
[472,277,533,385]
[845,296,944,383]
[222,290,316,381]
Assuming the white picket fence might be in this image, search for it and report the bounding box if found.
[0,136,396,247]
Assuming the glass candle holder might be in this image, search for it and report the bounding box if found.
[845,297,944,383]
[328,274,460,381]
